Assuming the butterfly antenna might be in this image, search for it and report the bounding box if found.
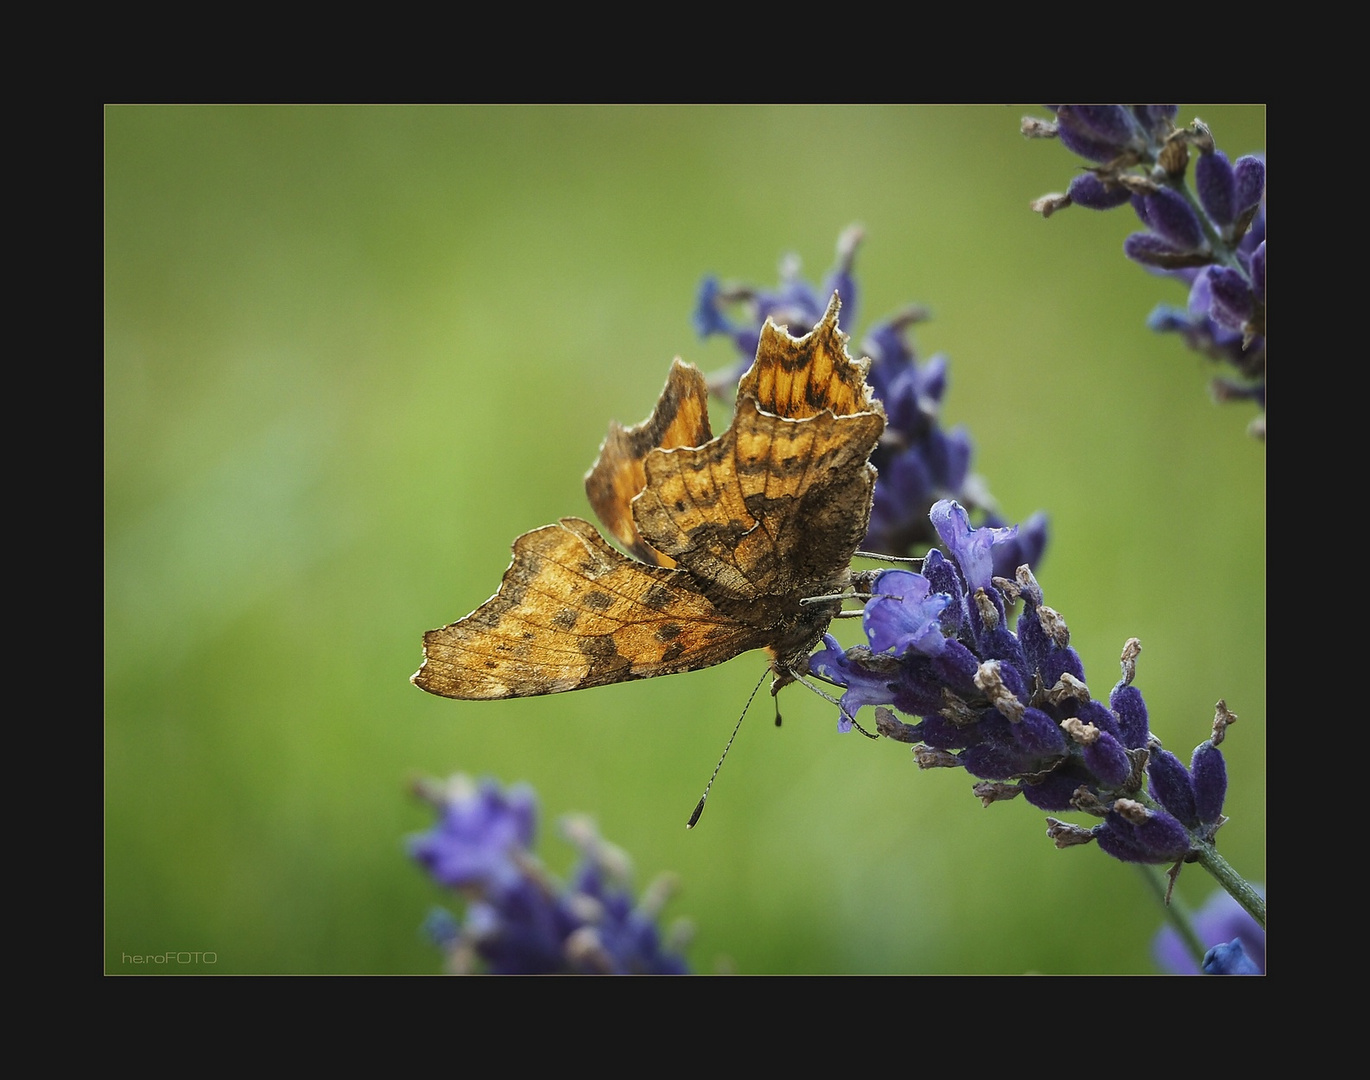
[853,550,926,564]
[687,668,769,829]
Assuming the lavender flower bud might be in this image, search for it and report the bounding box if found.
[1232,156,1266,215]
[1068,722,1132,789]
[1133,106,1180,137]
[1023,770,1097,812]
[1139,188,1206,252]
[1147,747,1199,828]
[1063,105,1140,146]
[1053,105,1137,162]
[1195,150,1237,226]
[1109,682,1151,749]
[1202,266,1255,331]
[1095,802,1192,863]
[1124,232,1208,269]
[1190,741,1228,825]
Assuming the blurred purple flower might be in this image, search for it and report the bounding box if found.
[1154,889,1265,974]
[410,776,689,974]
[409,775,536,892]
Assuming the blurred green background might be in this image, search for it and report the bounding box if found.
[106,106,1265,974]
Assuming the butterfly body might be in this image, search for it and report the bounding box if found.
[413,295,884,700]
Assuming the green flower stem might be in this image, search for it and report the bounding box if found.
[1195,843,1265,929]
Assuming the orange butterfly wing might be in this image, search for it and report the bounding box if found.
[412,294,885,700]
[413,517,772,699]
[583,359,712,568]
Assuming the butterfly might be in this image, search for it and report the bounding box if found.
[411,294,885,700]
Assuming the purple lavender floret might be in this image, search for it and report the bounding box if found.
[1145,735,1229,835]
[693,230,1048,563]
[1077,713,1132,788]
[1067,172,1134,210]
[863,570,951,658]
[411,776,689,974]
[812,500,1232,867]
[1233,157,1266,218]
[931,499,1018,593]
[809,635,904,734]
[1202,266,1256,329]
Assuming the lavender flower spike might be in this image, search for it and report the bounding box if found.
[807,500,1249,887]
[410,775,690,974]
[1025,108,1266,435]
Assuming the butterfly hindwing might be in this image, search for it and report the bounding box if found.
[413,516,770,699]
[583,360,712,567]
